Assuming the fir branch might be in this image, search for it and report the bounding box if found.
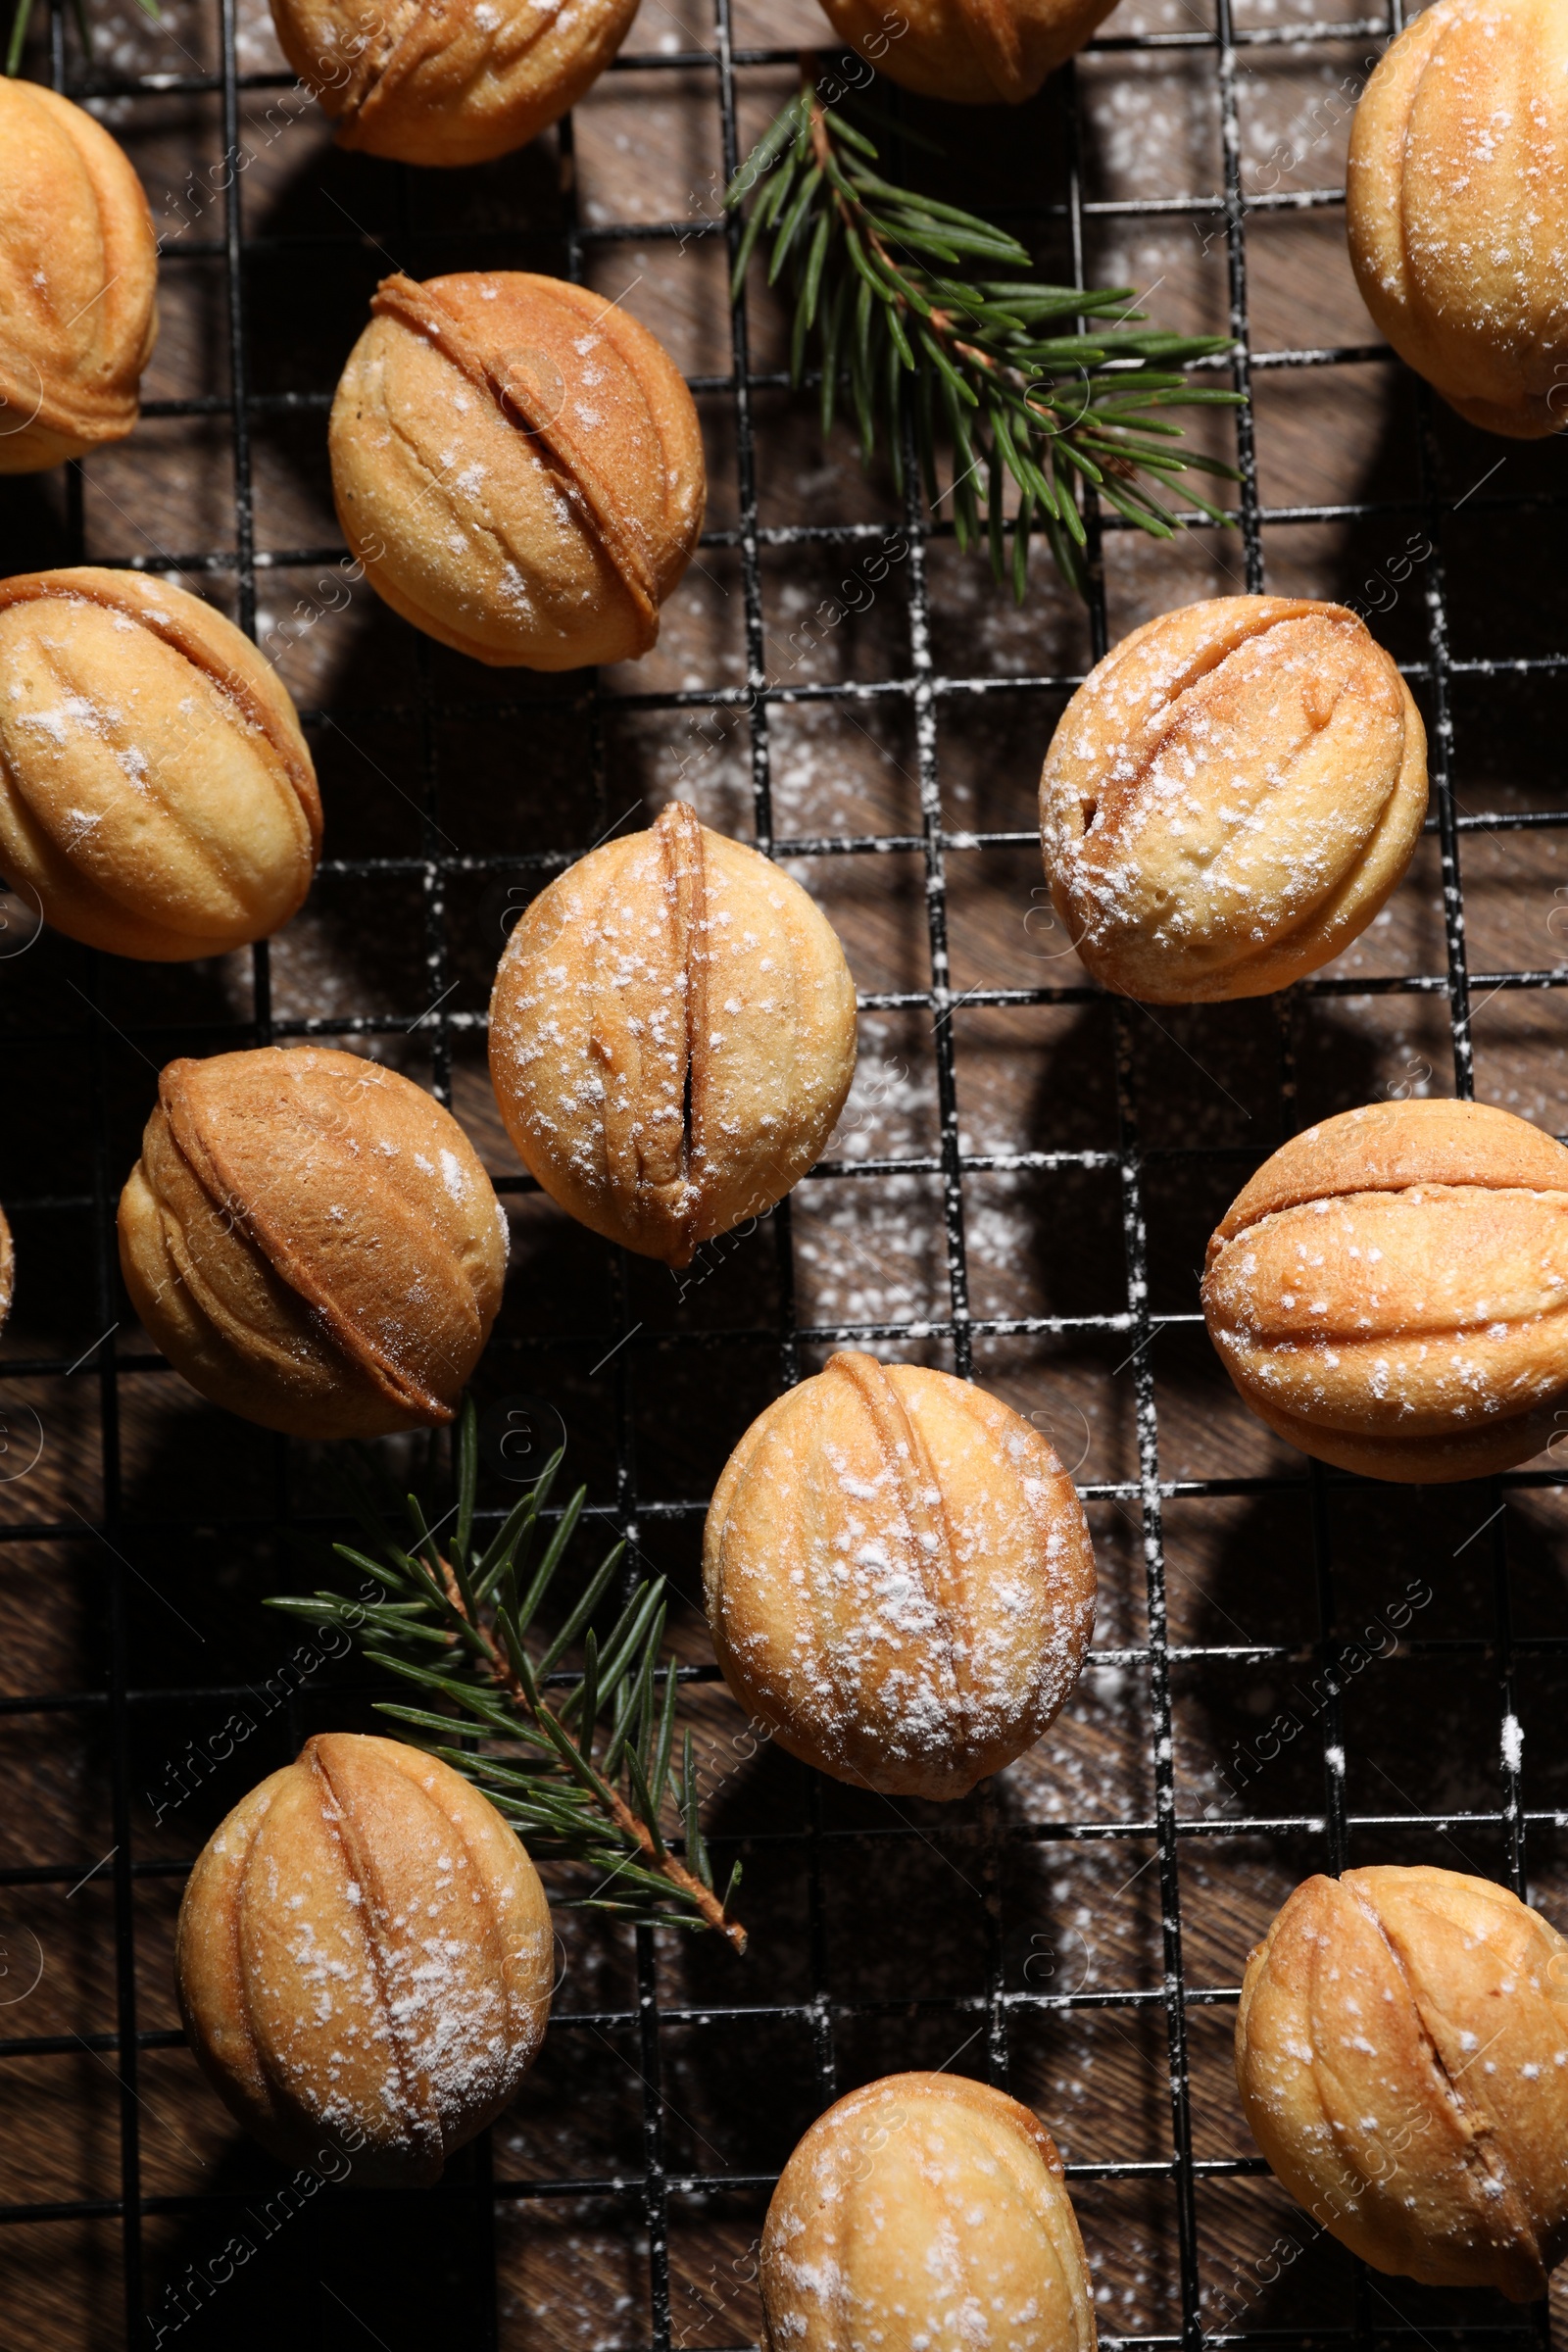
[726,71,1243,600]
[266,1399,747,1953]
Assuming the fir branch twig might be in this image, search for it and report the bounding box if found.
[267,1399,747,1953]
[726,67,1244,600]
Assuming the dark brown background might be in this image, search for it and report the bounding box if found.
[3,0,1568,2339]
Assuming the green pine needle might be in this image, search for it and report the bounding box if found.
[726,76,1243,602]
[265,1396,747,1951]
[7,0,162,75]
[9,0,163,72]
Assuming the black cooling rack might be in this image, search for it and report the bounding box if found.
[2,0,1566,2340]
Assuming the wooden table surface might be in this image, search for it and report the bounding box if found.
[4,0,1568,2340]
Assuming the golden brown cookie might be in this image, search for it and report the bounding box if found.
[1202,1098,1568,1482]
[177,1735,553,2185]
[761,2073,1097,2350]
[0,81,157,473]
[0,568,320,959]
[489,800,857,1265]
[1237,1866,1568,2299]
[329,270,705,668]
[704,1352,1097,1800]
[270,0,639,166]
[818,0,1115,104]
[1039,597,1427,1004]
[1348,0,1568,438]
[118,1047,507,1438]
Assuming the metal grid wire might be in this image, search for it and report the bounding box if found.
[2,0,1567,2340]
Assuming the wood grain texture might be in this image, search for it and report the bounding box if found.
[3,0,1568,2341]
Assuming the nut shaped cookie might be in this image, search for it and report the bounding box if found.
[818,0,1116,104]
[1237,1866,1568,2299]
[0,81,157,473]
[118,1047,507,1438]
[330,271,705,669]
[0,568,321,959]
[1348,0,1568,439]
[270,0,639,166]
[490,800,857,1266]
[704,1352,1097,1800]
[1039,598,1427,1004]
[761,2073,1097,2352]
[1202,1098,1568,1481]
[176,1735,553,2185]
